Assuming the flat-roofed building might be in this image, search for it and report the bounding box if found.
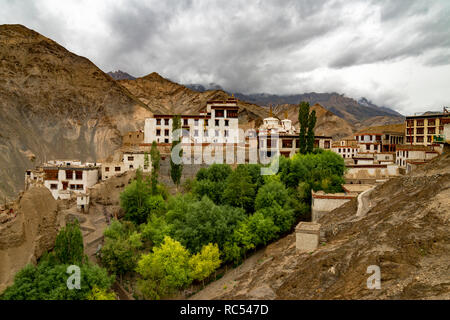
[144,97,240,145]
[28,160,101,200]
[405,108,450,146]
[396,145,439,168]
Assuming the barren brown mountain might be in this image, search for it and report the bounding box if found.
[0,24,153,200]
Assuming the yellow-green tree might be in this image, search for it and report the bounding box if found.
[87,286,116,300]
[189,243,221,286]
[136,236,191,299]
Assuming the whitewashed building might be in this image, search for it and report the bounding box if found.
[144,97,240,145]
[37,160,100,200]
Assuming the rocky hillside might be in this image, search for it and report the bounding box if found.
[118,73,270,130]
[235,92,404,126]
[0,186,58,293]
[273,103,355,139]
[0,24,153,200]
[194,151,450,300]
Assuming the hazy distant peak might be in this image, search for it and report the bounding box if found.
[107,70,136,80]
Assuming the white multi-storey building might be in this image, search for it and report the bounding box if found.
[144,97,240,145]
[26,160,100,200]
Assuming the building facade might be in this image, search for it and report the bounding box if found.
[144,97,240,145]
[405,109,450,146]
[27,160,101,200]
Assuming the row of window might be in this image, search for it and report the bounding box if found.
[156,119,231,127]
[65,170,83,180]
[50,183,83,190]
[406,136,433,143]
[407,120,437,127]
[156,129,231,137]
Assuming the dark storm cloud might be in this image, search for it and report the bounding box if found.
[329,0,450,69]
[1,0,449,112]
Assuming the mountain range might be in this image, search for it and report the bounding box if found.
[0,24,405,200]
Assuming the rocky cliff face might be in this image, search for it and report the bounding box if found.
[0,24,153,200]
[0,187,59,293]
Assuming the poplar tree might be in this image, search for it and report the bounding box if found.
[150,141,160,195]
[307,110,317,153]
[298,101,316,154]
[170,115,183,189]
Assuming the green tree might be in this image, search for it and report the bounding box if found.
[120,169,152,225]
[307,109,317,153]
[189,243,221,286]
[100,220,143,277]
[136,236,192,299]
[165,196,246,253]
[193,164,232,204]
[298,101,310,154]
[54,220,84,265]
[170,115,183,189]
[1,260,114,300]
[144,152,150,171]
[150,141,160,195]
[222,165,256,212]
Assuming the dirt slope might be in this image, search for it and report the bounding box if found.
[0,187,58,293]
[0,24,153,200]
[195,152,450,300]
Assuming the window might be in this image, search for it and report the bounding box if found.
[105,167,110,172]
[224,130,228,137]
[75,171,83,180]
[416,128,424,135]
[416,136,424,143]
[215,120,220,126]
[128,156,134,161]
[50,184,58,190]
[427,136,432,143]
[194,130,199,137]
[76,184,83,190]
[164,119,169,125]
[70,184,76,190]
[129,165,134,169]
[194,119,199,126]
[204,130,209,137]
[417,120,424,126]
[156,119,161,125]
[205,119,209,126]
[184,119,188,126]
[428,119,436,126]
[156,129,161,136]
[165,129,169,136]
[65,170,73,179]
[215,130,219,137]
[428,127,435,134]
[215,110,224,118]
[164,138,169,143]
[225,120,229,127]
[115,167,121,172]
[26,171,31,176]
[282,139,293,148]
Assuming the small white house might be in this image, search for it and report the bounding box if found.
[41,161,100,200]
[77,194,90,212]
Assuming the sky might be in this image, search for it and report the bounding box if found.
[1,0,450,115]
